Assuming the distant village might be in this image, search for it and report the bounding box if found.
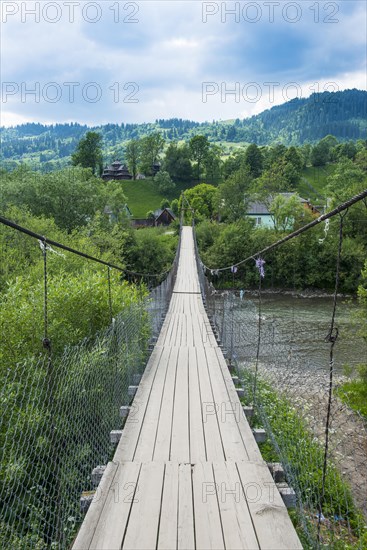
[101,159,176,228]
[101,159,320,231]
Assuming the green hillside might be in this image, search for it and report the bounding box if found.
[119,179,168,218]
[298,164,336,203]
[1,89,366,170]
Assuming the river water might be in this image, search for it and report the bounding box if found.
[213,292,367,518]
[215,293,367,375]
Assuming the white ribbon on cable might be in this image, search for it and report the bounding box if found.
[318,218,330,244]
[38,240,65,257]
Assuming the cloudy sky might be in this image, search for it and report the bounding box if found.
[1,0,366,126]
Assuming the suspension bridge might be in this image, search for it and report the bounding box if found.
[1,189,367,549]
[72,226,302,550]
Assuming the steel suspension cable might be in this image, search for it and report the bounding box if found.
[0,215,180,279]
[197,189,367,273]
[317,211,347,542]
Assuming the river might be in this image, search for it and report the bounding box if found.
[215,292,367,375]
[212,291,367,518]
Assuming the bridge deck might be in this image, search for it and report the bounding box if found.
[73,227,302,550]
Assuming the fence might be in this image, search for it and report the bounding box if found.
[0,218,181,549]
[194,194,367,549]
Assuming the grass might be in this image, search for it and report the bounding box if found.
[336,379,367,418]
[119,178,202,218]
[239,369,367,549]
[118,178,168,218]
[298,164,336,203]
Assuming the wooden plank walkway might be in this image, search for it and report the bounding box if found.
[73,227,302,550]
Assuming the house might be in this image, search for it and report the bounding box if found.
[247,193,320,229]
[104,203,132,223]
[130,218,153,228]
[153,208,176,226]
[101,160,132,181]
[131,208,176,228]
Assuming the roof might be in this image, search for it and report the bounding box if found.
[153,208,176,219]
[102,160,131,175]
[103,203,132,216]
[247,201,270,215]
[248,193,308,215]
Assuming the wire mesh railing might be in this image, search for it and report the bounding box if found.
[200,288,367,547]
[193,192,367,549]
[0,219,181,549]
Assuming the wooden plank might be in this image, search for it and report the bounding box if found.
[188,347,206,462]
[157,462,179,550]
[134,347,172,461]
[162,312,175,347]
[192,462,225,550]
[205,347,249,461]
[195,346,225,461]
[75,228,302,550]
[72,461,119,549]
[186,311,194,347]
[89,462,141,550]
[153,347,179,461]
[170,347,190,461]
[213,461,260,550]
[113,346,165,463]
[236,461,303,550]
[122,461,165,550]
[178,463,195,550]
[181,314,188,347]
[214,346,263,462]
[178,316,185,341]
[170,312,180,347]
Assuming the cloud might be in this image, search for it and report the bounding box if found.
[1,0,366,126]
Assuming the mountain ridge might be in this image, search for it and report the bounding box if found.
[1,89,366,170]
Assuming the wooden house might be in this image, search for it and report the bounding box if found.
[101,160,132,181]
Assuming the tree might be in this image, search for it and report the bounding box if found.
[170,199,179,216]
[300,143,312,167]
[179,183,217,221]
[358,261,367,342]
[0,165,104,231]
[355,148,367,172]
[103,181,129,224]
[284,147,303,175]
[125,139,140,180]
[333,141,357,161]
[204,144,223,184]
[125,228,177,274]
[311,135,337,167]
[154,171,175,195]
[270,193,305,232]
[245,144,263,178]
[71,131,103,175]
[160,198,170,209]
[189,135,210,181]
[222,149,247,179]
[326,158,366,202]
[265,144,287,168]
[254,162,290,201]
[217,165,252,222]
[163,142,193,182]
[139,132,165,176]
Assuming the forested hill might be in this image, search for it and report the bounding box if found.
[247,88,366,144]
[1,89,366,170]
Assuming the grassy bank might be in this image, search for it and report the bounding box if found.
[337,368,367,418]
[239,369,367,549]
